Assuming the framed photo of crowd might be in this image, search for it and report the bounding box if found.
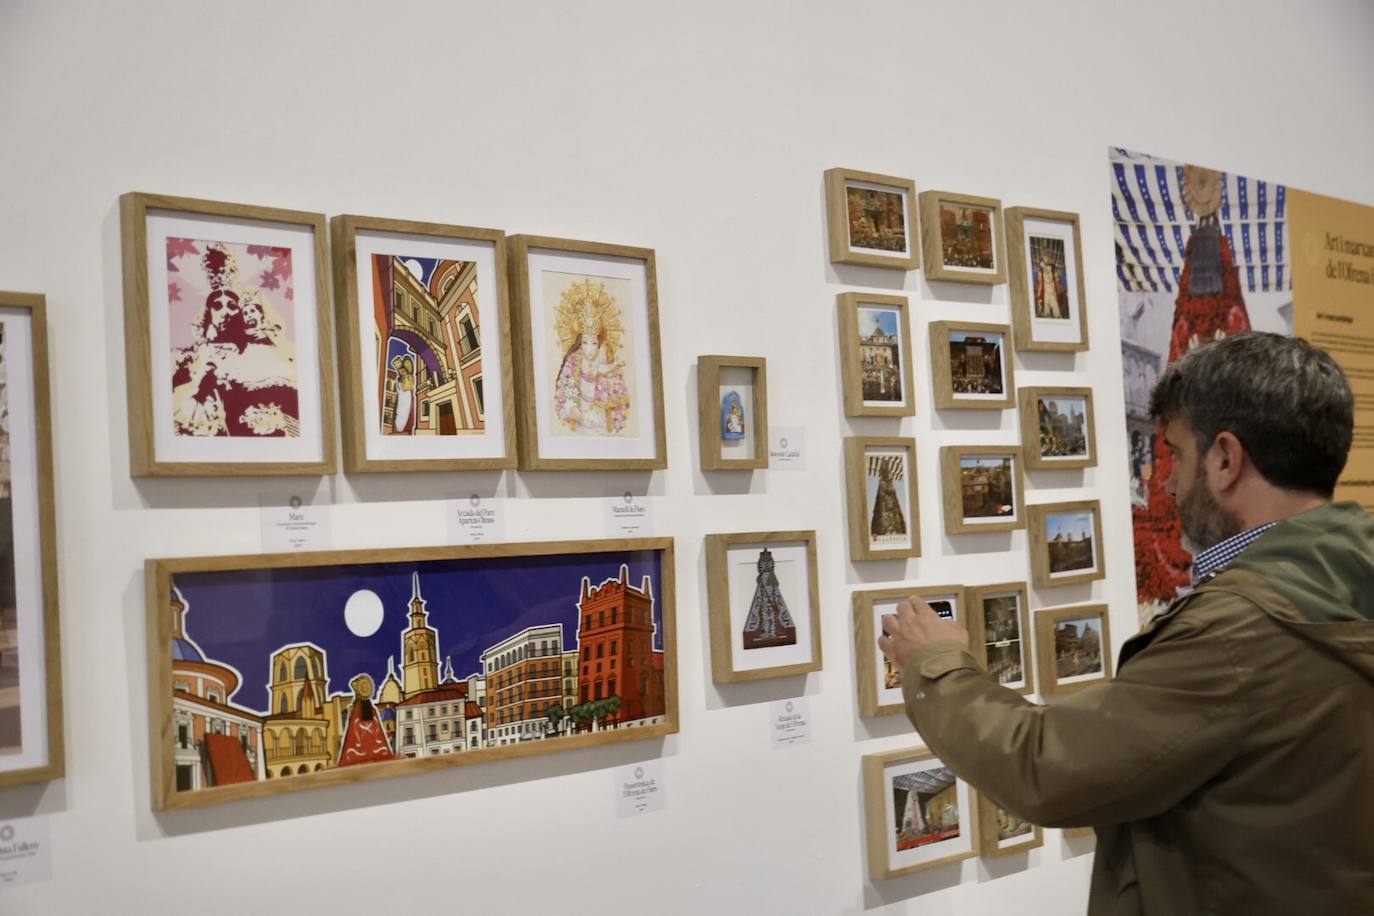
[1018,386,1097,471]
[1005,206,1088,352]
[918,190,1007,284]
[824,168,920,270]
[837,293,916,418]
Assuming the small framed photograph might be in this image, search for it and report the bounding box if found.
[918,190,1007,284]
[844,437,921,562]
[977,794,1044,858]
[862,746,978,879]
[929,321,1015,409]
[1005,207,1088,352]
[852,584,965,717]
[824,168,919,270]
[697,355,768,471]
[330,214,517,472]
[1027,500,1105,589]
[939,446,1024,534]
[1018,386,1096,470]
[507,235,667,470]
[120,192,337,476]
[1035,604,1113,697]
[837,293,916,418]
[966,582,1033,696]
[705,531,821,683]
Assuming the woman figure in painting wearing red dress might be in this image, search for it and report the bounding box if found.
[337,673,394,767]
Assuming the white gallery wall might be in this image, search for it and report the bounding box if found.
[3,1,1374,912]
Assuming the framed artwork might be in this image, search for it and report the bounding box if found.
[1018,386,1097,470]
[1005,207,1089,352]
[977,793,1044,858]
[697,355,768,471]
[1027,500,1105,589]
[862,746,978,879]
[507,236,667,470]
[929,321,1015,410]
[0,292,63,788]
[147,537,677,809]
[1064,826,1097,840]
[1034,604,1113,697]
[837,293,916,418]
[844,437,921,562]
[852,584,965,717]
[824,168,920,270]
[330,214,517,472]
[119,192,336,476]
[918,190,1007,284]
[965,582,1033,696]
[704,531,821,683]
[939,446,1024,534]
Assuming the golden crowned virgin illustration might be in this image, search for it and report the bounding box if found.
[552,279,631,435]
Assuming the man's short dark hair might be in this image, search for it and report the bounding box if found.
[1148,331,1353,497]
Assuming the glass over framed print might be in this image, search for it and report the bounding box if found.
[940,446,1024,535]
[862,746,978,880]
[1005,207,1089,352]
[1035,604,1112,698]
[824,168,920,270]
[977,793,1044,858]
[918,190,1007,284]
[852,584,965,717]
[837,293,916,418]
[844,437,921,561]
[1019,386,1097,471]
[1027,500,1106,589]
[966,582,1033,696]
[929,321,1015,410]
[120,192,336,476]
[697,355,768,471]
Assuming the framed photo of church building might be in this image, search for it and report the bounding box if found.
[704,530,821,683]
[929,321,1015,410]
[852,583,965,717]
[1018,386,1097,471]
[1034,604,1112,698]
[837,293,916,418]
[918,190,1007,284]
[939,446,1024,534]
[1005,207,1089,352]
[844,437,921,562]
[331,214,517,472]
[697,355,768,471]
[862,745,978,880]
[1027,500,1105,589]
[824,168,920,270]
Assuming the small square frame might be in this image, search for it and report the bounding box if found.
[697,355,768,471]
[1018,386,1097,470]
[1005,206,1089,352]
[862,745,979,880]
[852,584,966,717]
[1027,500,1106,589]
[837,292,917,418]
[940,446,1025,534]
[977,794,1045,858]
[844,436,922,561]
[1034,603,1113,698]
[965,581,1034,696]
[824,168,920,270]
[929,320,1015,410]
[918,190,1007,284]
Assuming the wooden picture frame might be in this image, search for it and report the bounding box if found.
[977,793,1044,858]
[844,437,921,561]
[147,537,677,810]
[704,530,821,683]
[929,320,1015,410]
[965,582,1034,696]
[852,584,966,717]
[0,291,64,788]
[862,745,979,879]
[119,192,337,476]
[1018,386,1097,470]
[507,235,667,471]
[330,214,517,472]
[1034,604,1113,698]
[1027,500,1106,589]
[697,355,768,471]
[1005,207,1089,352]
[837,293,916,418]
[824,168,920,270]
[918,190,1007,284]
[940,446,1025,534]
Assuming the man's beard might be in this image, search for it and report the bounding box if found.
[1177,458,1243,554]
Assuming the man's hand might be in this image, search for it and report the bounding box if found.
[878,597,970,670]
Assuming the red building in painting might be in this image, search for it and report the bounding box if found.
[576,566,665,723]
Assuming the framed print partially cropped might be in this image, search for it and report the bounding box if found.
[918,190,1007,284]
[977,794,1043,858]
[147,537,677,810]
[1005,207,1088,352]
[704,531,821,683]
[862,746,978,880]
[966,582,1033,696]
[852,584,965,717]
[507,236,666,470]
[844,437,921,562]
[1018,386,1097,470]
[1027,500,1105,589]
[824,168,920,270]
[0,292,63,788]
[940,446,1024,534]
[837,293,916,418]
[331,215,516,472]
[929,321,1015,410]
[1035,604,1112,698]
[120,192,336,476]
[697,355,768,471]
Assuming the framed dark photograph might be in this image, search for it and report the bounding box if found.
[929,320,1015,410]
[918,190,1007,284]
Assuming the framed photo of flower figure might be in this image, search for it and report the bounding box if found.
[940,446,1024,535]
[852,583,965,717]
[837,293,916,418]
[1027,500,1106,589]
[918,190,1007,284]
[120,192,337,476]
[977,793,1044,858]
[331,214,517,473]
[1034,604,1112,698]
[965,582,1033,696]
[697,355,768,471]
[862,745,978,880]
[507,236,667,470]
[1018,386,1097,471]
[844,437,921,562]
[824,168,920,270]
[929,321,1015,410]
[1005,207,1089,352]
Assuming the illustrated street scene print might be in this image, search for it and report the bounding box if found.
[867,452,910,549]
[846,185,908,253]
[1030,235,1070,319]
[948,331,1005,396]
[1037,396,1089,459]
[980,594,1024,687]
[543,272,636,438]
[938,202,996,269]
[892,766,961,850]
[0,325,18,756]
[857,307,903,403]
[1054,616,1104,679]
[741,549,797,650]
[960,456,1015,521]
[1046,510,1097,575]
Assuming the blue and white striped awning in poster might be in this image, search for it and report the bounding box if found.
[1110,147,1290,295]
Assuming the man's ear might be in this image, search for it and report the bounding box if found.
[1211,431,1245,491]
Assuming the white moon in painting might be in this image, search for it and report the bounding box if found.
[344,589,384,637]
[403,258,425,281]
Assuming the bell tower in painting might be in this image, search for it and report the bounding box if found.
[401,572,440,697]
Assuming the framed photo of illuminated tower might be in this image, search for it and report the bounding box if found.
[844,437,921,561]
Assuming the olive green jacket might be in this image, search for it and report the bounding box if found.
[902,502,1374,914]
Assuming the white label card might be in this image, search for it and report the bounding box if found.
[770,697,812,749]
[604,490,653,537]
[447,495,506,545]
[259,493,331,552]
[614,760,667,818]
[768,426,806,471]
[0,816,52,889]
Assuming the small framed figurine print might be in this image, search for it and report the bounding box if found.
[1034,604,1112,698]
[862,746,978,880]
[697,355,768,470]
[704,531,821,683]
[844,437,921,562]
[977,795,1044,858]
[940,446,1024,535]
[1005,207,1088,352]
[929,321,1015,410]
[0,291,64,788]
[966,582,1033,696]
[837,293,916,418]
[918,190,1007,284]
[330,214,517,473]
[1027,500,1105,589]
[824,168,920,270]
[507,235,667,470]
[119,192,337,476]
[853,584,965,717]
[1018,386,1097,471]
